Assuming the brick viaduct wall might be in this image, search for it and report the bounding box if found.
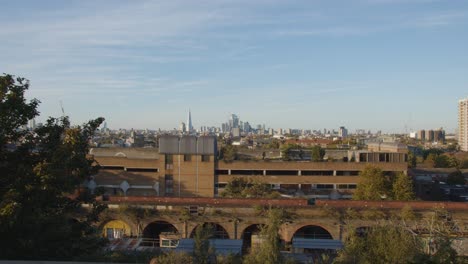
[98,197,468,244]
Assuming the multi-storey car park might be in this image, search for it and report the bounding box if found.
[86,136,468,257]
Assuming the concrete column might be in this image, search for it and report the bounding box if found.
[233,221,238,239]
[263,170,266,176]
[228,169,231,175]
[333,170,337,176]
[298,170,301,176]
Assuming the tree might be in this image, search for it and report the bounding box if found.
[446,170,465,185]
[193,224,215,264]
[353,166,390,200]
[392,172,415,201]
[426,153,438,167]
[0,74,106,260]
[335,224,423,264]
[311,145,325,162]
[244,208,286,264]
[221,177,280,198]
[280,143,300,161]
[219,144,238,162]
[408,151,417,168]
[336,208,462,264]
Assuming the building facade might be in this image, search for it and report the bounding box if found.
[460,97,468,151]
[89,136,408,199]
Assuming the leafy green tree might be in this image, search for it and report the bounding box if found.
[0,74,106,260]
[335,224,423,264]
[353,166,390,200]
[426,153,438,167]
[392,172,415,201]
[244,208,285,264]
[408,151,417,168]
[219,144,238,162]
[311,145,325,162]
[221,177,250,198]
[459,159,468,169]
[193,224,215,264]
[446,170,465,185]
[280,143,301,161]
[221,177,279,198]
[434,155,450,168]
[267,139,280,149]
[150,251,193,264]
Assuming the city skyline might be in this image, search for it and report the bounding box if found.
[1,1,468,132]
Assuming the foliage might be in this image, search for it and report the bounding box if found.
[267,139,280,149]
[0,74,106,260]
[221,177,280,198]
[311,145,326,162]
[353,165,415,201]
[150,251,193,264]
[280,143,301,161]
[79,250,155,263]
[335,224,423,264]
[399,205,417,221]
[408,151,417,168]
[392,172,416,201]
[193,224,216,264]
[337,208,462,264]
[424,151,459,168]
[447,170,466,185]
[353,166,390,200]
[219,144,238,162]
[423,148,444,160]
[459,159,468,169]
[243,208,285,264]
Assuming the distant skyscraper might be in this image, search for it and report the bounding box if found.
[459,97,468,151]
[229,114,239,130]
[179,122,186,133]
[187,110,193,133]
[339,126,348,138]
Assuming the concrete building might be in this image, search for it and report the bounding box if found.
[89,136,408,199]
[338,126,348,138]
[417,130,426,141]
[459,97,468,151]
[186,110,193,134]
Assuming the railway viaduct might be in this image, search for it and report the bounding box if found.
[96,197,468,254]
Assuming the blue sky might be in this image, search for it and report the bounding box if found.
[1,0,467,133]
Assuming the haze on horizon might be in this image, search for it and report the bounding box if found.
[1,0,467,133]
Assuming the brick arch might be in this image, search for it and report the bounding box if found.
[140,217,184,236]
[281,221,339,242]
[99,218,138,238]
[188,222,231,239]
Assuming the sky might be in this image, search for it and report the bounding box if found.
[1,0,468,133]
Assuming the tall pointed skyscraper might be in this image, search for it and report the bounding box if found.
[187,109,193,134]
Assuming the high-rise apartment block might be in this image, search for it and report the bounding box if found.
[459,97,468,151]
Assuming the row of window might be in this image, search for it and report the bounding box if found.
[215,183,357,190]
[165,154,210,164]
[215,170,360,176]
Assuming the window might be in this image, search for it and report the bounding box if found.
[184,154,192,162]
[201,155,210,162]
[316,184,334,189]
[161,239,179,248]
[165,174,173,195]
[337,184,357,189]
[165,154,173,164]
